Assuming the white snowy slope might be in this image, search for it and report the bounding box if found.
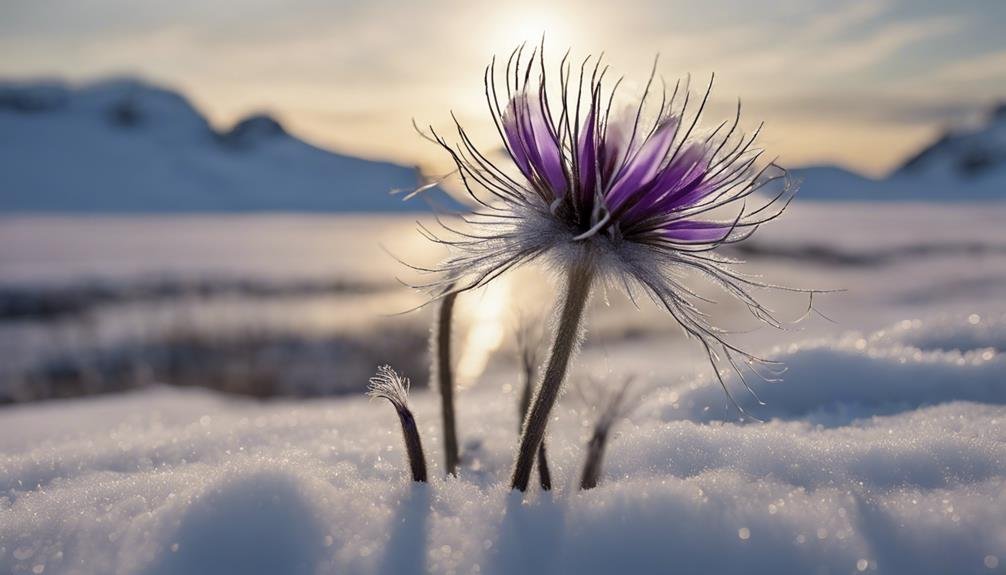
[1,312,1004,575]
[0,79,457,212]
[792,103,1006,201]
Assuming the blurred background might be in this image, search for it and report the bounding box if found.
[1,0,1004,404]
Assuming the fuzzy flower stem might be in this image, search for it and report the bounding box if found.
[519,353,552,491]
[536,440,553,491]
[368,366,428,483]
[435,289,460,476]
[578,377,634,490]
[511,255,594,492]
[397,408,428,483]
[579,428,608,490]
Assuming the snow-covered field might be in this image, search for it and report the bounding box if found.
[1,203,1005,574]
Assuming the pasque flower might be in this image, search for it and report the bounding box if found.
[415,45,815,491]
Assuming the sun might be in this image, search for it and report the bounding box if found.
[487,7,571,54]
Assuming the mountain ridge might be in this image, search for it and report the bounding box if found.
[792,102,1006,201]
[2,77,1003,209]
[0,77,459,213]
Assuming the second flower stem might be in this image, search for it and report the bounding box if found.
[519,361,553,491]
[396,407,428,482]
[436,289,460,476]
[510,256,594,492]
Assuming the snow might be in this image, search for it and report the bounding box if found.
[896,104,1006,180]
[0,78,458,213]
[1,312,1004,574]
[1,201,1005,573]
[654,314,1006,425]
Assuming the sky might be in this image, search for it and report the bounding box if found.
[1,0,1005,176]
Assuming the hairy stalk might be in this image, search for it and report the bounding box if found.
[368,366,428,483]
[579,378,635,490]
[397,408,428,483]
[518,338,552,491]
[435,289,460,476]
[579,428,608,490]
[536,439,553,491]
[511,257,594,492]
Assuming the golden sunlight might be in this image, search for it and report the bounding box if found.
[454,277,512,386]
[486,6,573,54]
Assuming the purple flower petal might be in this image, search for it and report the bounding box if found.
[660,219,733,243]
[577,100,598,207]
[597,109,634,188]
[604,118,678,214]
[504,93,567,198]
[502,106,533,179]
[620,144,713,224]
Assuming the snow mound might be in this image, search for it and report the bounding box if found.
[143,471,327,575]
[1,315,1005,574]
[650,314,1006,425]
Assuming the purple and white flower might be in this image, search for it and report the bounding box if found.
[414,45,817,491]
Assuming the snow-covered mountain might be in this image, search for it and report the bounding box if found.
[2,77,1001,209]
[792,104,1006,201]
[897,103,1006,179]
[0,78,458,212]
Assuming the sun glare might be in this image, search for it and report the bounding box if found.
[487,7,571,54]
[455,277,511,387]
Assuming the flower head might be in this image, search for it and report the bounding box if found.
[416,45,817,410]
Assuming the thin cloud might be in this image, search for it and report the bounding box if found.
[800,0,891,40]
[820,15,963,73]
[933,48,1006,83]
